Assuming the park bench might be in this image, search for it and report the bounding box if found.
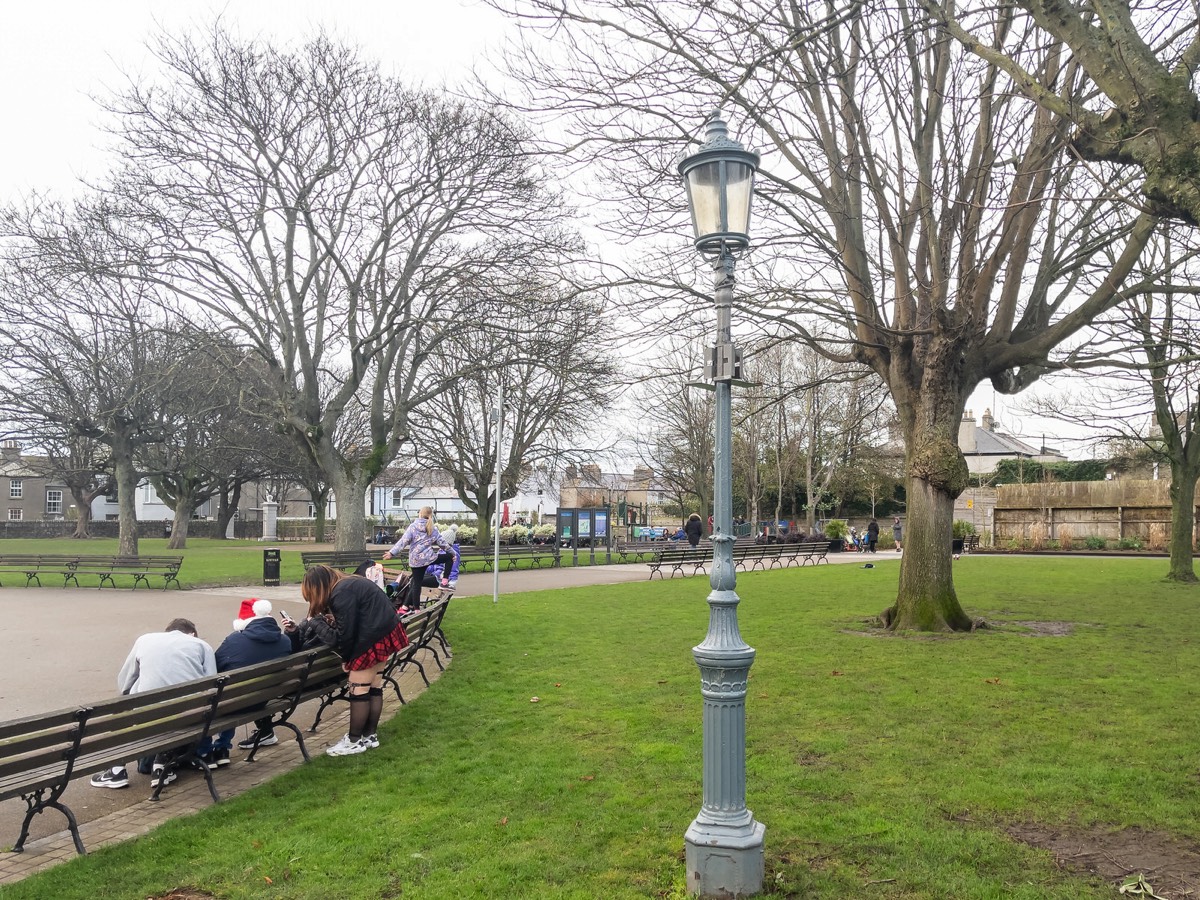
[963,534,980,553]
[615,541,672,563]
[0,647,345,856]
[455,544,560,572]
[0,554,183,589]
[69,555,184,589]
[647,547,710,579]
[309,598,451,731]
[794,541,831,565]
[0,555,63,588]
[300,550,373,572]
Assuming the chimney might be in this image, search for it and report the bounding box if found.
[565,465,578,480]
[582,464,601,482]
[958,410,976,453]
[0,441,19,462]
[982,408,995,432]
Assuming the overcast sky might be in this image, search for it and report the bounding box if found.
[0,0,510,202]
[0,1,1106,458]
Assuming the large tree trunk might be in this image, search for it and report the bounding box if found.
[69,486,93,539]
[475,494,496,548]
[331,471,368,552]
[167,504,190,550]
[112,434,139,557]
[213,481,242,541]
[1167,460,1199,583]
[888,476,974,631]
[881,405,974,632]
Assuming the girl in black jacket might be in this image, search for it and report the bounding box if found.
[287,565,408,757]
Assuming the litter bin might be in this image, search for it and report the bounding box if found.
[263,548,281,586]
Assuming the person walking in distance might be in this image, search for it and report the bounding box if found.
[684,513,704,547]
[866,518,880,553]
[892,516,903,553]
[382,506,453,611]
[283,565,408,756]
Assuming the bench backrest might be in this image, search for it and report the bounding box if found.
[300,552,372,571]
[0,707,90,800]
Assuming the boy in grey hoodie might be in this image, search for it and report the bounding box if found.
[90,618,216,790]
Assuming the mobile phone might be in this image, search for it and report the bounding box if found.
[279,610,293,623]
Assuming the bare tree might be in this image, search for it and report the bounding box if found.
[100,27,578,551]
[7,432,113,539]
[0,199,181,556]
[417,292,619,546]
[1028,223,1200,580]
[137,330,281,549]
[629,344,715,522]
[492,0,1161,630]
[930,2,1200,224]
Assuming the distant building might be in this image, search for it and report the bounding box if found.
[952,409,1067,541]
[559,464,668,525]
[958,408,1066,476]
[0,443,67,523]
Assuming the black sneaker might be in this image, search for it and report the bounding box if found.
[150,766,177,788]
[212,748,231,767]
[237,730,278,750]
[89,768,129,789]
[191,754,217,771]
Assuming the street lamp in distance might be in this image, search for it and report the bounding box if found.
[677,110,765,898]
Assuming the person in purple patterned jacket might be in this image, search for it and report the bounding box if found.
[382,506,452,611]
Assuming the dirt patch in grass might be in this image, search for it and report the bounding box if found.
[1009,620,1076,637]
[147,889,217,900]
[1009,823,1200,897]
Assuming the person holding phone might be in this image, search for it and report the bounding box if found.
[195,598,294,763]
[283,565,408,756]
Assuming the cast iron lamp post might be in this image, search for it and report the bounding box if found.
[677,111,765,898]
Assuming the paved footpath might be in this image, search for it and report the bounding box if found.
[0,551,880,884]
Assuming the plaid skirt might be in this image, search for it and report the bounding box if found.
[347,622,409,671]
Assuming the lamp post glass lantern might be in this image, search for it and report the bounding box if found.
[678,111,766,898]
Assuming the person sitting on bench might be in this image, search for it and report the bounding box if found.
[90,618,216,790]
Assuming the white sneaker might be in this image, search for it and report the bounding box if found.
[326,734,368,757]
[362,733,380,749]
[446,580,457,590]
[150,766,178,788]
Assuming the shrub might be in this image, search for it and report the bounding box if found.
[1147,523,1167,553]
[1057,525,1074,551]
[499,525,531,544]
[823,519,848,540]
[1117,537,1143,551]
[456,525,478,544]
[952,520,977,539]
[1084,535,1107,551]
[1028,521,1048,551]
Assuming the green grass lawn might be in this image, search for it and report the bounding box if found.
[5,557,1199,898]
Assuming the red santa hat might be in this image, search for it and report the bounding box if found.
[233,597,273,631]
